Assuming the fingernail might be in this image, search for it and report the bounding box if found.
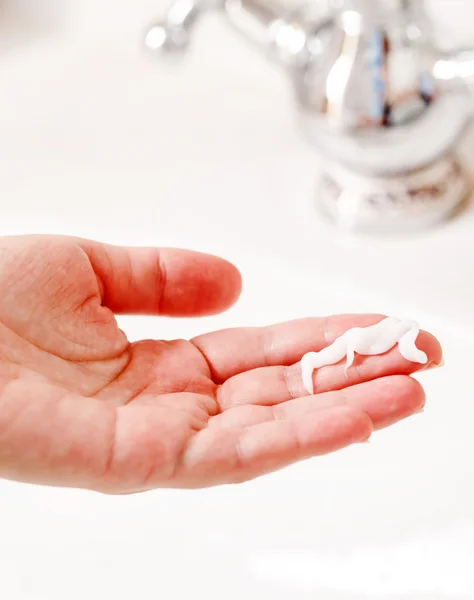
[420,357,445,372]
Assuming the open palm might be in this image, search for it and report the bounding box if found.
[0,235,441,493]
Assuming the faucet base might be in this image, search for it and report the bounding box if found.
[316,152,471,234]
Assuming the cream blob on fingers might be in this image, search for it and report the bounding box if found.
[300,317,428,395]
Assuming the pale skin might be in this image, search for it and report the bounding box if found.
[0,235,443,494]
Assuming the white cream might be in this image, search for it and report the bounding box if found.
[301,317,428,395]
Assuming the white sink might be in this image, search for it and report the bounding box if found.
[1,3,474,598]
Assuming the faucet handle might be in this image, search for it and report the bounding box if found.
[144,0,215,58]
[145,22,190,57]
[144,0,333,68]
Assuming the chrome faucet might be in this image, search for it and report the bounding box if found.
[144,0,474,233]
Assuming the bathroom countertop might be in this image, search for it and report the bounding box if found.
[1,3,474,600]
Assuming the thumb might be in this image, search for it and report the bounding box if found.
[79,238,242,317]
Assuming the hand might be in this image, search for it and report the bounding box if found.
[0,235,442,493]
